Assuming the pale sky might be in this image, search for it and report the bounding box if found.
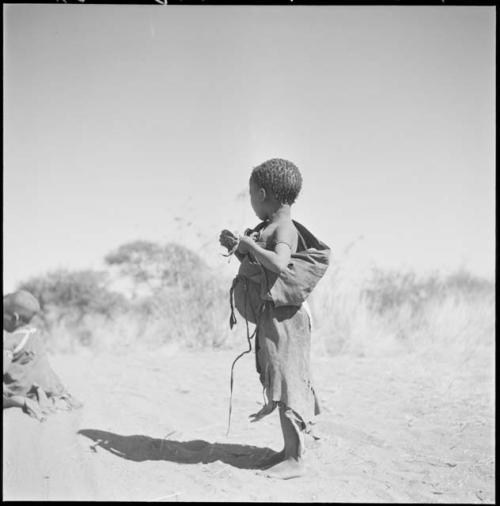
[3,5,496,291]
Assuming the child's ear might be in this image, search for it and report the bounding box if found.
[259,188,267,202]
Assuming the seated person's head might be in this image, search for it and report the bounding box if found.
[3,290,40,332]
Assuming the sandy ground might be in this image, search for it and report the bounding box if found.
[3,345,495,502]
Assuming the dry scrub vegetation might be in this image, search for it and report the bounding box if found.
[17,239,494,366]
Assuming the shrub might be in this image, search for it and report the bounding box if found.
[17,269,128,350]
[104,241,205,297]
[15,237,493,362]
[308,260,494,361]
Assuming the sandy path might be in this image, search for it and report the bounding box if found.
[3,345,494,502]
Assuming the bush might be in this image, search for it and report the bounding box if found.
[17,269,129,350]
[15,238,493,362]
[130,272,231,349]
[15,241,234,352]
[19,269,127,318]
[362,267,493,317]
[308,260,494,361]
[104,241,206,296]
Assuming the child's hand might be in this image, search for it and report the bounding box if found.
[237,230,260,254]
[237,234,254,254]
[219,229,239,251]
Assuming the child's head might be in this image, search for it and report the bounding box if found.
[249,158,302,219]
[3,290,40,332]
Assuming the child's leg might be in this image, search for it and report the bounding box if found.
[3,395,25,409]
[260,404,304,468]
[261,404,306,479]
[282,406,305,459]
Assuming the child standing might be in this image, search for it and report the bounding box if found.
[220,158,330,479]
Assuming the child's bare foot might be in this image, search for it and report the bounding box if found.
[64,394,84,409]
[259,449,285,469]
[259,457,305,480]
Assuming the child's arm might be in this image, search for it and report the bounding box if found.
[238,224,295,274]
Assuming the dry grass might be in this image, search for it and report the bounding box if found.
[308,257,494,371]
[17,241,494,365]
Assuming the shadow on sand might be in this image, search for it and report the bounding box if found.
[78,429,276,470]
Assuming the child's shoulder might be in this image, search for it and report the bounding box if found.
[272,217,298,242]
[257,219,297,253]
[255,217,295,234]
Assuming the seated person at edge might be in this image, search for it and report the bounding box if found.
[219,158,330,480]
[3,290,82,421]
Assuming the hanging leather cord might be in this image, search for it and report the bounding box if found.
[226,276,264,436]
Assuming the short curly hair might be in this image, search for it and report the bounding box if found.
[250,158,302,205]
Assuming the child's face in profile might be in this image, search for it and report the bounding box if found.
[3,310,18,333]
[3,308,31,332]
[249,180,267,220]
